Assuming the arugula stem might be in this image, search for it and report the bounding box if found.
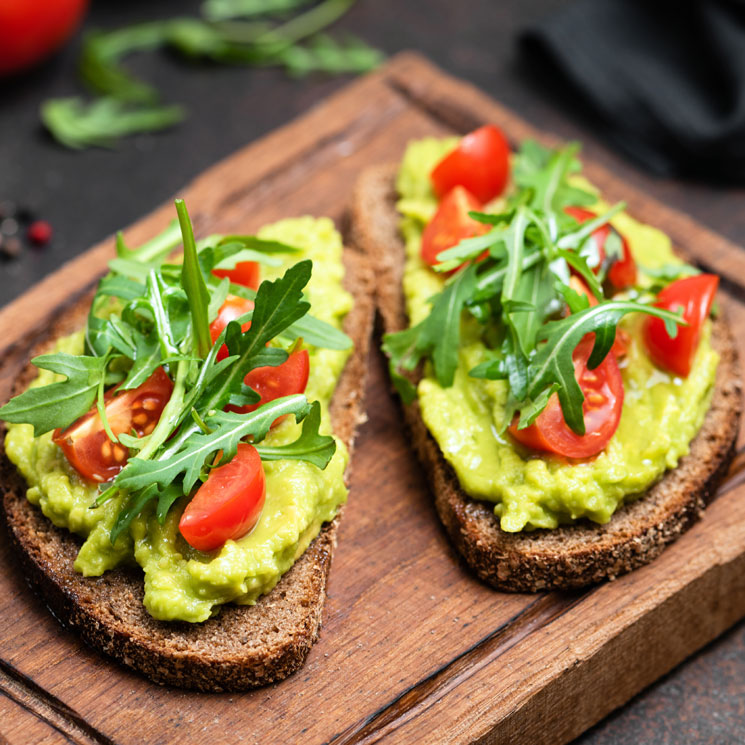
[136,359,189,461]
[175,199,212,359]
[250,0,354,52]
[475,251,543,295]
[120,219,183,263]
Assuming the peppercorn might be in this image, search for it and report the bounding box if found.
[27,220,52,246]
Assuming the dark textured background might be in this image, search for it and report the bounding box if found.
[2,0,744,741]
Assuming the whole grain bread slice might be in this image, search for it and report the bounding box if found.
[0,248,374,693]
[351,163,742,592]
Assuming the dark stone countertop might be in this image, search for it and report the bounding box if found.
[2,0,744,741]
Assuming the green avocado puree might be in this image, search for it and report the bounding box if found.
[397,139,719,532]
[5,216,353,622]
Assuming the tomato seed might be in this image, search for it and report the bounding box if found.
[113,445,127,462]
[144,422,155,434]
[142,398,158,411]
[101,440,112,459]
[132,413,148,426]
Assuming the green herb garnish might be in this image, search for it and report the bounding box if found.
[43,0,384,149]
[383,140,686,435]
[0,200,351,541]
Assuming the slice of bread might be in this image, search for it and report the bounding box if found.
[0,249,374,692]
[351,164,742,592]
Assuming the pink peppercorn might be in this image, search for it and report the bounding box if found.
[27,220,52,246]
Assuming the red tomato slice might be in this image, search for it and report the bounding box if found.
[228,349,310,427]
[643,274,718,378]
[564,206,637,289]
[421,186,489,268]
[509,338,624,459]
[212,261,260,290]
[209,294,255,362]
[179,443,266,552]
[52,368,173,483]
[431,125,511,203]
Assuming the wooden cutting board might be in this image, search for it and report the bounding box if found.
[1,53,745,745]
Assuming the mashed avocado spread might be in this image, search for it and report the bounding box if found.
[4,216,352,622]
[397,138,719,532]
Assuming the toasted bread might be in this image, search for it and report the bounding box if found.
[0,249,374,692]
[351,163,742,591]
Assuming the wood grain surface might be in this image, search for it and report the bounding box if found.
[1,53,744,745]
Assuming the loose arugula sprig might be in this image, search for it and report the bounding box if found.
[42,0,384,149]
[0,200,351,542]
[383,140,686,435]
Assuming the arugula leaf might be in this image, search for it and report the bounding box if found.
[202,0,313,22]
[434,226,505,267]
[509,260,556,357]
[527,301,685,434]
[42,0,384,150]
[115,219,182,263]
[176,199,212,358]
[383,263,478,397]
[512,140,595,214]
[119,332,161,390]
[240,400,335,468]
[191,261,311,415]
[113,395,312,495]
[109,482,185,545]
[284,313,352,350]
[110,484,159,544]
[80,24,167,102]
[41,97,185,150]
[640,263,700,281]
[0,354,107,435]
[279,33,384,76]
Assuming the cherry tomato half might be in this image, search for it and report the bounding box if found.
[212,261,260,290]
[230,348,310,418]
[179,443,266,552]
[509,337,624,459]
[431,125,511,204]
[0,0,89,76]
[52,368,173,483]
[564,206,637,290]
[210,295,310,424]
[643,274,718,378]
[421,186,489,268]
[209,294,255,362]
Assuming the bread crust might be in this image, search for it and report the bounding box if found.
[0,249,374,692]
[351,163,742,591]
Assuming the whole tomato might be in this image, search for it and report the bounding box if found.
[0,0,89,76]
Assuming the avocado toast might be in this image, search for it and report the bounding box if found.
[0,208,374,691]
[351,134,741,591]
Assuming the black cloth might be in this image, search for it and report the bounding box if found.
[521,0,745,182]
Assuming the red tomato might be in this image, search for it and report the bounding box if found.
[0,0,89,76]
[212,261,260,290]
[564,206,637,289]
[209,294,255,362]
[431,125,510,203]
[229,349,310,425]
[179,443,266,552]
[509,338,624,459]
[421,186,489,268]
[643,274,718,378]
[210,295,310,424]
[52,368,173,483]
